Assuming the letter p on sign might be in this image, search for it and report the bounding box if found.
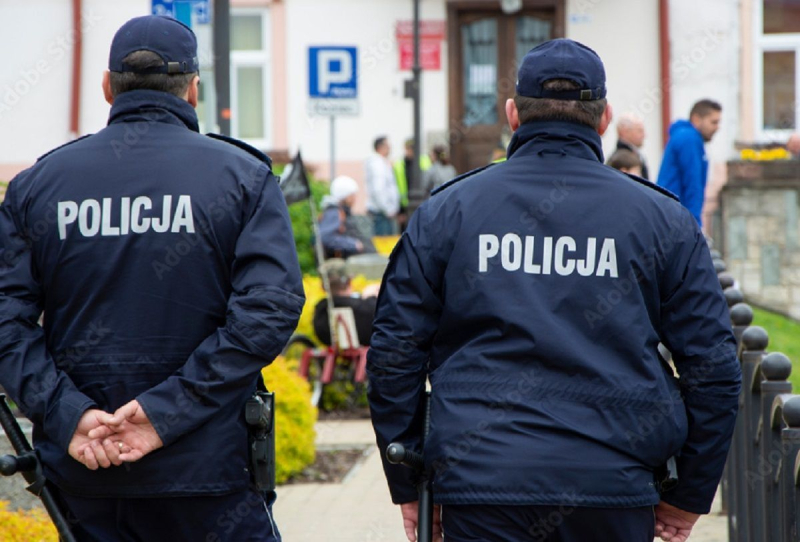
[309,47,358,99]
[318,50,351,93]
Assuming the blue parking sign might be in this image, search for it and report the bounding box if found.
[309,47,358,99]
[152,0,210,25]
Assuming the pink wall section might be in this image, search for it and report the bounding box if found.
[0,164,31,182]
[270,2,288,149]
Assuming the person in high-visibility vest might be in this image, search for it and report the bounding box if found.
[393,139,431,225]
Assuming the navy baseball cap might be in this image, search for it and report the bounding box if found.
[109,16,199,74]
[516,39,606,101]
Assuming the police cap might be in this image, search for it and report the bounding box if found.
[109,15,199,75]
[516,38,606,101]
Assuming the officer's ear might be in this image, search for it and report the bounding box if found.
[597,103,613,136]
[505,98,520,133]
[186,75,200,108]
[102,71,114,106]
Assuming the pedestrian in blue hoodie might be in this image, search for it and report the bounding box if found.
[657,100,722,227]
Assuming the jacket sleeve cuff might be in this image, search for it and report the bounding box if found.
[46,393,97,452]
[389,482,421,505]
[660,491,714,515]
[136,389,182,448]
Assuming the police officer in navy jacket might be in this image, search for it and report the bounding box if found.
[0,16,303,541]
[368,39,740,542]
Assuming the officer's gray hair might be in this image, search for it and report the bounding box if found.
[109,51,197,99]
[514,79,607,129]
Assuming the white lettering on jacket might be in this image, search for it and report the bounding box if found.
[58,195,195,240]
[478,234,618,278]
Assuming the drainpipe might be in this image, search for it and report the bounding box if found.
[659,0,671,148]
[69,0,82,138]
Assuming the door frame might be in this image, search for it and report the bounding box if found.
[447,0,565,172]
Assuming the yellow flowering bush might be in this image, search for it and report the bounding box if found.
[740,147,791,161]
[0,501,56,542]
[372,235,400,256]
[261,356,317,484]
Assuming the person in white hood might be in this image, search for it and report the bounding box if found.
[320,176,376,258]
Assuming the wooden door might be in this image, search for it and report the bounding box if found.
[448,1,564,173]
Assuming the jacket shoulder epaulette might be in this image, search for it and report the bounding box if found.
[36,134,94,162]
[624,172,680,202]
[431,162,497,196]
[206,133,273,168]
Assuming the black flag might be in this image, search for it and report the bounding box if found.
[280,152,312,206]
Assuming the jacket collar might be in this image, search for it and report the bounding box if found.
[507,120,604,163]
[108,90,199,132]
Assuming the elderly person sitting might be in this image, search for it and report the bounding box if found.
[319,176,376,259]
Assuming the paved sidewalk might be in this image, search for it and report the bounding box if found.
[273,419,730,541]
[274,418,406,542]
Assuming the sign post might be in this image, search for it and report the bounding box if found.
[308,46,359,181]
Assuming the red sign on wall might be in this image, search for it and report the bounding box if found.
[398,40,442,70]
[396,20,445,71]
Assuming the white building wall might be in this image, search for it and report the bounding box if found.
[2,0,742,192]
[79,0,151,135]
[669,0,739,163]
[284,0,448,181]
[0,0,149,170]
[668,0,739,230]
[1,0,74,165]
[565,0,662,172]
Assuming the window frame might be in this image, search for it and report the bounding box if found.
[754,2,800,141]
[230,7,272,148]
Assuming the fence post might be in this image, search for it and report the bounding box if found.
[779,396,800,542]
[719,271,735,292]
[759,353,793,542]
[740,325,769,542]
[718,270,734,519]
[727,302,753,542]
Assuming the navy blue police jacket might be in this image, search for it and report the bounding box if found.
[368,120,741,514]
[0,90,304,497]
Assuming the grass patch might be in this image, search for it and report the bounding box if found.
[751,307,800,390]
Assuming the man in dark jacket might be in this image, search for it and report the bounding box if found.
[0,16,303,541]
[312,259,377,346]
[368,39,740,542]
[657,99,722,227]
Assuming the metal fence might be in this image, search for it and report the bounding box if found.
[712,251,800,542]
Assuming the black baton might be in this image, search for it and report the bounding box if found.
[387,390,433,542]
[0,394,76,542]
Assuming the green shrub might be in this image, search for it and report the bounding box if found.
[751,307,800,390]
[261,356,317,484]
[272,164,328,276]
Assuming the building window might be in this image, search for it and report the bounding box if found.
[764,0,800,34]
[231,9,271,148]
[763,51,796,130]
[756,1,800,138]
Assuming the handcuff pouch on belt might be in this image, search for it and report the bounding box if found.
[245,391,276,492]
